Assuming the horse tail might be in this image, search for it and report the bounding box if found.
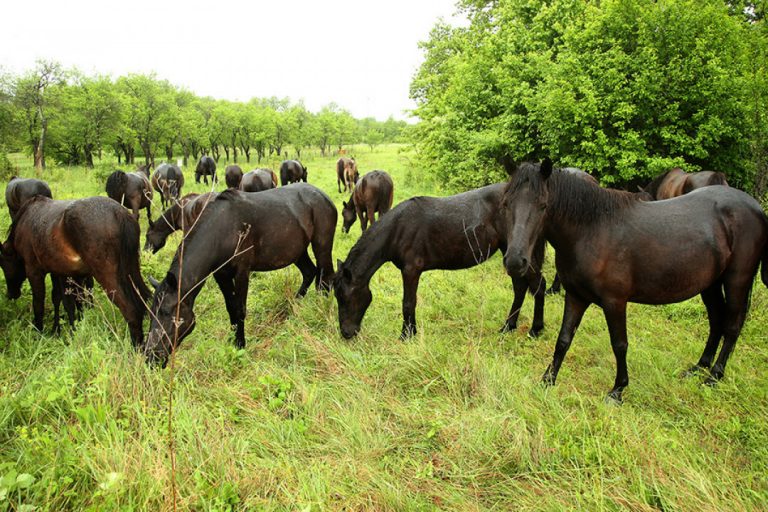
[118,211,152,308]
[762,239,768,289]
[106,170,128,204]
[270,170,278,188]
[712,172,728,187]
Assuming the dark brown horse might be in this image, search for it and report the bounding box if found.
[105,169,153,222]
[334,183,547,340]
[144,192,218,253]
[152,163,185,209]
[240,169,277,192]
[643,167,728,200]
[280,160,307,186]
[336,157,358,193]
[144,184,337,366]
[225,165,243,189]
[341,170,394,233]
[195,156,217,185]
[0,196,151,345]
[5,177,52,221]
[501,160,768,402]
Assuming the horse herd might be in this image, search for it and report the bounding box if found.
[2,157,766,403]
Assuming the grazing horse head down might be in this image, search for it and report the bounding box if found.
[152,163,185,209]
[341,170,394,233]
[145,184,337,367]
[144,192,217,253]
[105,169,153,223]
[279,160,307,186]
[239,169,277,192]
[500,159,768,402]
[643,167,728,200]
[195,156,217,185]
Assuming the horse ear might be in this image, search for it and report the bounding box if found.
[342,200,348,208]
[149,276,160,290]
[499,154,516,176]
[541,158,553,180]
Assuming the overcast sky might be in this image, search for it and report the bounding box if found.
[0,0,465,121]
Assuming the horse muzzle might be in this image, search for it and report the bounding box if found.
[340,323,359,339]
[503,250,529,277]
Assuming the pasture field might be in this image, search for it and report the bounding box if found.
[0,145,767,511]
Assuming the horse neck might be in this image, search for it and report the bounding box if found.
[346,224,392,284]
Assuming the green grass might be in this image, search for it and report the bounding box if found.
[0,145,767,511]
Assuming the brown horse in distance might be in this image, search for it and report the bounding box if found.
[643,167,728,200]
[0,196,151,345]
[152,163,185,209]
[341,170,394,233]
[240,169,277,192]
[106,169,153,223]
[336,157,358,193]
[225,165,243,189]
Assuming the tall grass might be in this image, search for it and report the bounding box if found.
[0,145,766,511]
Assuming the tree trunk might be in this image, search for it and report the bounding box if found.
[165,145,173,161]
[34,119,47,170]
[84,144,94,168]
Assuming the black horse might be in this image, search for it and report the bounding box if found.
[0,196,151,344]
[341,170,394,233]
[152,163,185,209]
[144,184,337,366]
[105,169,153,222]
[240,169,277,192]
[334,183,547,340]
[225,165,243,189]
[279,160,307,186]
[643,167,728,200]
[195,156,217,185]
[501,160,768,402]
[144,192,217,253]
[5,177,52,221]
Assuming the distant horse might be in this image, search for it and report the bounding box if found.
[341,170,394,233]
[144,184,337,366]
[152,163,185,209]
[240,169,278,192]
[280,160,307,186]
[0,196,151,345]
[144,192,218,253]
[643,167,728,200]
[5,177,53,221]
[195,156,217,185]
[135,164,151,177]
[334,183,547,340]
[501,160,768,402]
[105,169,153,223]
[225,165,243,189]
[336,157,358,193]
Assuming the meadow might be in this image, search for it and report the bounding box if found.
[0,144,766,511]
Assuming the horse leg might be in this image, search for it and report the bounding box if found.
[145,203,152,225]
[310,235,335,293]
[400,268,421,340]
[294,250,317,297]
[500,276,528,333]
[28,272,46,332]
[528,270,546,337]
[546,273,562,295]
[232,270,250,348]
[603,300,629,403]
[51,275,63,334]
[360,210,369,232]
[683,285,725,376]
[213,269,247,348]
[543,292,589,386]
[706,280,752,385]
[366,205,376,227]
[61,278,78,328]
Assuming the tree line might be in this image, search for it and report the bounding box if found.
[410,0,768,195]
[0,63,408,171]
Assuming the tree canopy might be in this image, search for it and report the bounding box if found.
[411,0,768,193]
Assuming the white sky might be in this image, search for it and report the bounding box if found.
[0,0,465,121]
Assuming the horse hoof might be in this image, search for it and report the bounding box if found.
[498,323,515,334]
[541,369,556,387]
[703,374,721,387]
[528,327,542,338]
[681,365,704,378]
[604,392,623,406]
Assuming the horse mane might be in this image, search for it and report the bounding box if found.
[642,168,677,198]
[6,195,50,240]
[509,162,642,226]
[216,189,241,202]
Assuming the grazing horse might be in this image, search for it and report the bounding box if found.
[643,167,728,200]
[225,165,243,189]
[144,184,337,367]
[195,155,217,185]
[334,183,547,340]
[144,192,218,253]
[0,196,151,345]
[240,169,277,192]
[501,160,768,402]
[341,170,394,233]
[336,157,358,193]
[105,169,153,223]
[5,177,53,221]
[279,160,307,186]
[152,163,185,209]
